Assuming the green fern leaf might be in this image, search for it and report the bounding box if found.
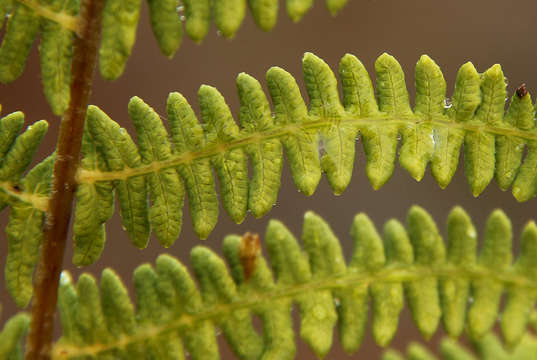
[130,96,185,246]
[248,0,278,31]
[382,333,537,360]
[495,86,533,190]
[464,65,506,196]
[85,105,150,248]
[5,155,54,307]
[182,0,210,42]
[266,66,321,196]
[72,129,114,265]
[0,113,51,306]
[99,0,142,80]
[39,0,78,115]
[0,2,40,83]
[167,92,218,239]
[75,52,537,259]
[146,0,182,58]
[303,53,353,194]
[199,85,249,224]
[0,312,30,359]
[52,206,537,359]
[238,73,283,218]
[286,0,314,21]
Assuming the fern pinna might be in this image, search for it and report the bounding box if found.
[0,0,344,115]
[35,206,537,359]
[3,52,537,308]
[382,333,537,360]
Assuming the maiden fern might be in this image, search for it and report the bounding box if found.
[0,0,536,359]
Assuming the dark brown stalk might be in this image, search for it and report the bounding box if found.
[26,0,105,357]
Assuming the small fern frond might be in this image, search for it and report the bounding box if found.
[52,206,537,359]
[0,0,343,112]
[0,312,30,360]
[75,52,537,260]
[382,333,537,360]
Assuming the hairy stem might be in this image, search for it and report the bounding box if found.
[25,0,105,357]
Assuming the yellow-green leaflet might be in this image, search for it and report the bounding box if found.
[237,73,283,218]
[464,64,506,196]
[182,0,209,42]
[303,53,353,194]
[99,0,142,79]
[382,334,537,360]
[213,0,246,38]
[85,105,150,248]
[286,0,313,22]
[147,0,182,58]
[72,130,114,265]
[0,2,40,83]
[0,312,30,359]
[267,66,321,196]
[495,88,533,190]
[167,92,218,239]
[248,0,278,31]
[130,96,184,246]
[38,0,79,115]
[5,155,54,307]
[199,85,248,224]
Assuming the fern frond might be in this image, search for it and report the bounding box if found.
[0,312,30,359]
[52,206,537,359]
[0,0,344,112]
[98,0,347,79]
[382,333,537,360]
[75,52,537,258]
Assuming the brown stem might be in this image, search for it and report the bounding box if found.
[26,0,105,357]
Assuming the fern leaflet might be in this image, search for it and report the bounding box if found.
[50,206,537,359]
[382,333,537,360]
[0,312,29,359]
[73,52,537,264]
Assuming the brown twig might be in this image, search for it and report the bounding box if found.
[25,0,105,357]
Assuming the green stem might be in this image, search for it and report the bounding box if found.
[25,0,104,357]
[77,116,537,183]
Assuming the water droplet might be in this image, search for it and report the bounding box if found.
[179,15,185,21]
[176,5,183,13]
[444,98,452,109]
[216,30,222,37]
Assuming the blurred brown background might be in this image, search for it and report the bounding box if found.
[2,0,537,358]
